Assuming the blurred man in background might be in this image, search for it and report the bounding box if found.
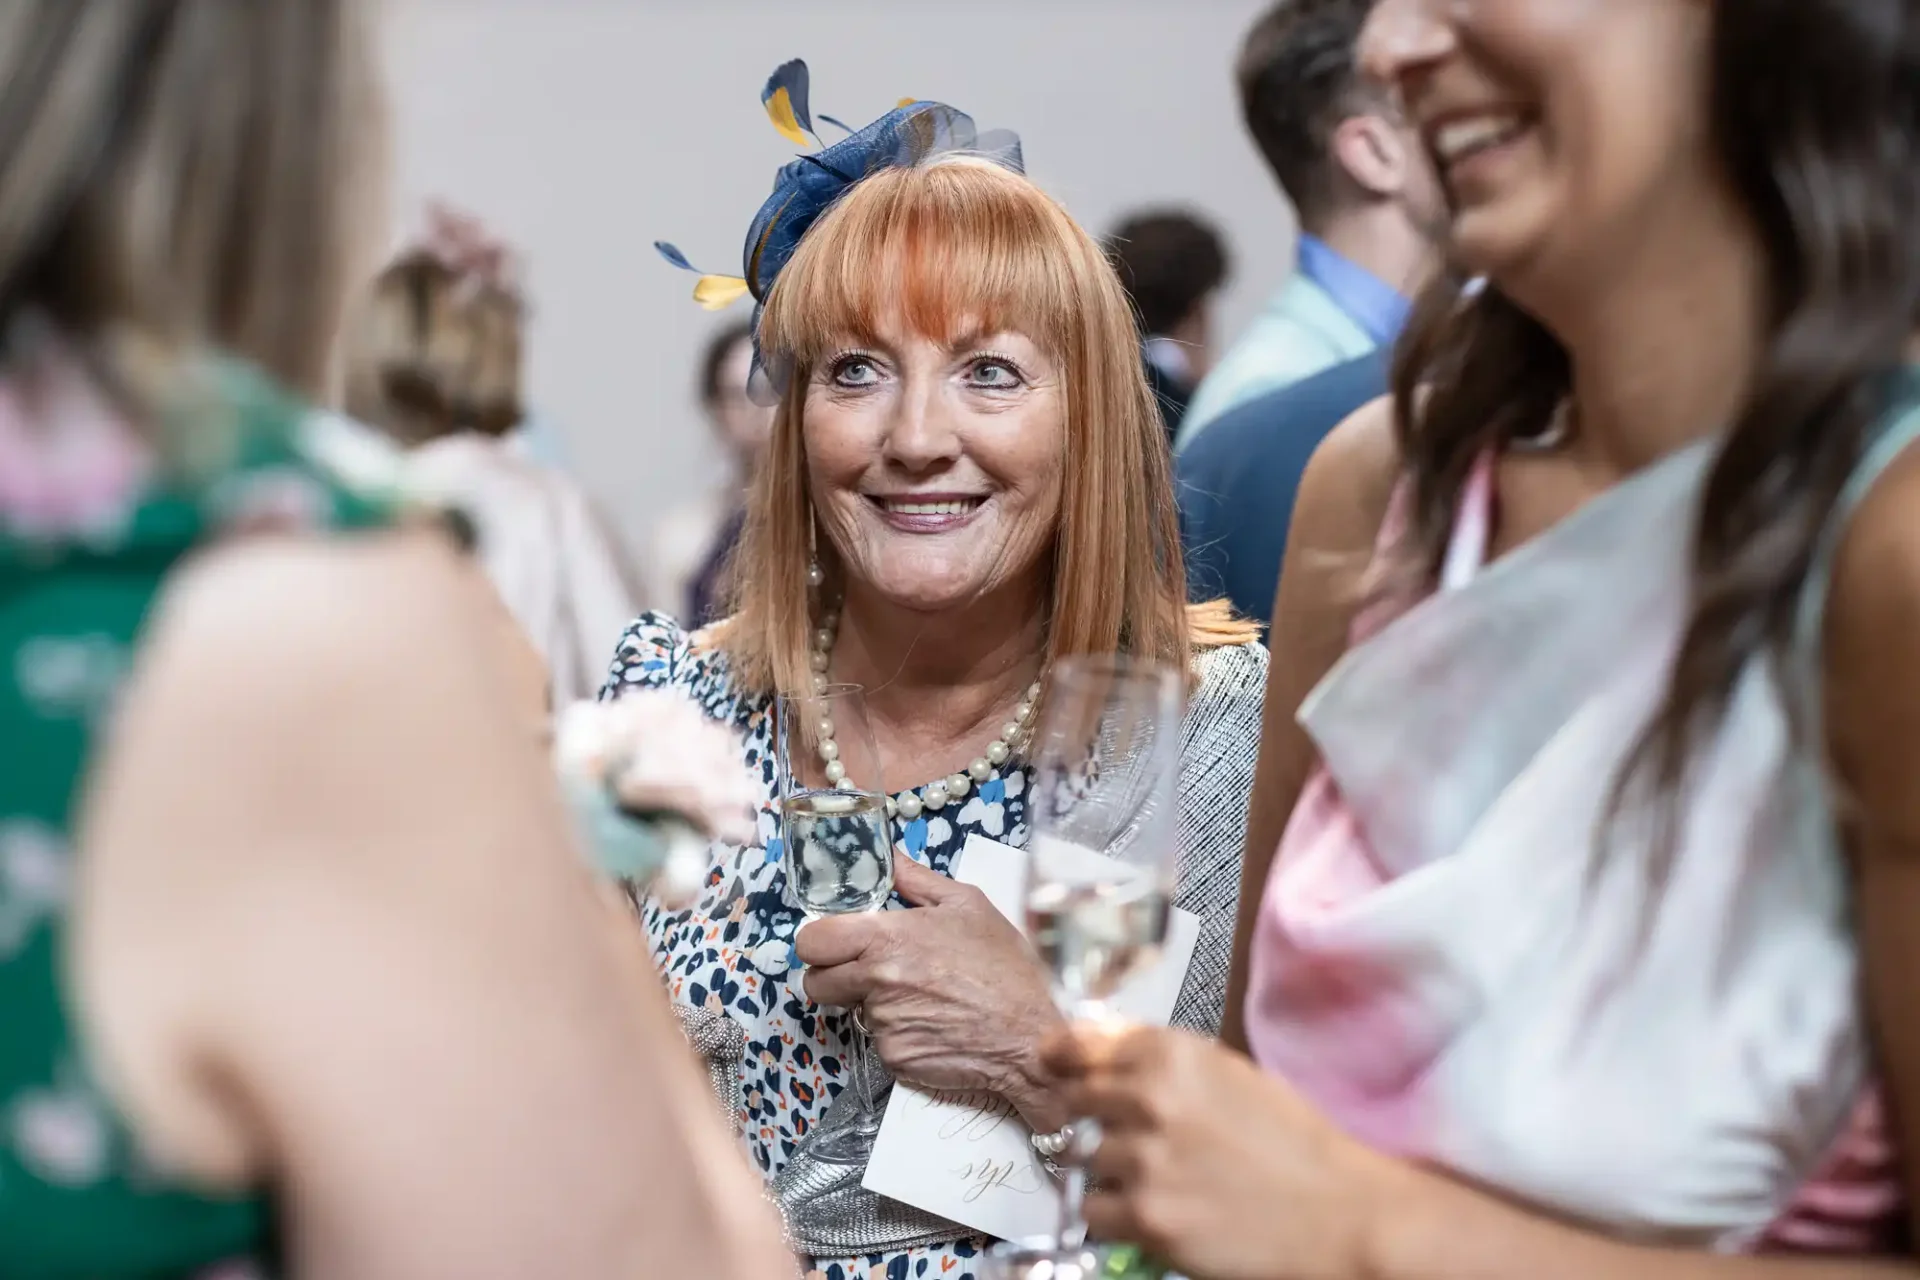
[1175,0,1440,451]
[1106,209,1231,446]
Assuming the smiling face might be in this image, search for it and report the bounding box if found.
[726,156,1191,698]
[1360,0,1714,293]
[804,322,1064,614]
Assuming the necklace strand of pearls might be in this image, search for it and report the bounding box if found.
[808,611,1042,822]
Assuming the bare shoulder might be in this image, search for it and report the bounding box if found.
[72,527,576,1180]
[1263,390,1405,781]
[83,521,569,923]
[1218,396,1401,1051]
[1269,393,1403,642]
[158,521,552,736]
[150,526,499,701]
[1821,432,1920,1247]
[1823,438,1920,846]
[1290,393,1403,555]
[1310,391,1401,477]
[75,529,798,1276]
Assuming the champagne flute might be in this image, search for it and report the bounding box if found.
[990,655,1183,1280]
[778,682,894,1165]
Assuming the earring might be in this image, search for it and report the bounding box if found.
[806,516,824,589]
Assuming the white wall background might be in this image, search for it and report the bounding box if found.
[383,0,1292,554]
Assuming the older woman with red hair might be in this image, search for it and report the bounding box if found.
[605,73,1266,1280]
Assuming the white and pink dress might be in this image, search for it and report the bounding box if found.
[1246,405,1920,1254]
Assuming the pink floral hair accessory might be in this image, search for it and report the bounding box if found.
[409,201,526,310]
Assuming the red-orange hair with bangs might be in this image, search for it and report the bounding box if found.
[717,156,1252,697]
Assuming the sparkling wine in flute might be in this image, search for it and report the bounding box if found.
[781,789,894,917]
[1026,867,1173,1010]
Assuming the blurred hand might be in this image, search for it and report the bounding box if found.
[799,853,1068,1132]
[1044,1025,1387,1280]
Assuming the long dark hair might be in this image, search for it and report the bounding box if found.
[1388,0,1920,837]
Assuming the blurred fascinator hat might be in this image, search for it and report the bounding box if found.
[655,59,1023,405]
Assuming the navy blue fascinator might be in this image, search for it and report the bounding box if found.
[656,59,1024,403]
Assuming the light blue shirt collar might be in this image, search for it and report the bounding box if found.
[1295,234,1410,348]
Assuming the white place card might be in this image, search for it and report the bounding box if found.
[860,833,1200,1244]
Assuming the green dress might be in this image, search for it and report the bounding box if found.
[0,356,391,1278]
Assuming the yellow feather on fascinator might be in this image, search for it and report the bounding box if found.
[654,241,750,311]
[693,275,752,310]
[762,59,817,147]
[657,59,1023,405]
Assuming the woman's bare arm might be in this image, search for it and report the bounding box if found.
[72,528,790,1280]
[1219,397,1402,1052]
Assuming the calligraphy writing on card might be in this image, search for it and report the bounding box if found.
[860,834,1200,1243]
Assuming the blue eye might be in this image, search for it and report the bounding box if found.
[969,357,1023,389]
[829,354,882,387]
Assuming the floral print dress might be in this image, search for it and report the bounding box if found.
[603,614,1032,1280]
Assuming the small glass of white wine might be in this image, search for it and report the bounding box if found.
[778,682,893,1164]
[990,655,1183,1280]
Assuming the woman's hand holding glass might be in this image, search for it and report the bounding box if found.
[776,682,897,1162]
[799,851,1070,1133]
[1042,1024,1395,1280]
[993,654,1183,1280]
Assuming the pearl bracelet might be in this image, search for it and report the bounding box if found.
[1030,1126,1071,1180]
[1030,1127,1072,1159]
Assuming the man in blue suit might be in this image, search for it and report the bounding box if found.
[1175,0,1439,451]
[1178,352,1389,630]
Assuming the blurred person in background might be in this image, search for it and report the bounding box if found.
[1175,0,1441,451]
[650,319,773,625]
[512,411,574,467]
[1048,0,1920,1277]
[343,207,650,706]
[0,3,790,1276]
[1106,209,1232,446]
[614,71,1267,1280]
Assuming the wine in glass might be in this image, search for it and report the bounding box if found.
[778,682,894,1164]
[991,655,1183,1280]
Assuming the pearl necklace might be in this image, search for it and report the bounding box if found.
[808,611,1042,823]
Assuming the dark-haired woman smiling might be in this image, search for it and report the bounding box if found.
[1046,1,1920,1276]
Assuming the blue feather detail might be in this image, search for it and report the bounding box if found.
[818,114,854,134]
[654,240,697,272]
[761,58,815,137]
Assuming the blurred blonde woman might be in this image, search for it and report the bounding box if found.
[0,3,785,1277]
[344,207,650,706]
